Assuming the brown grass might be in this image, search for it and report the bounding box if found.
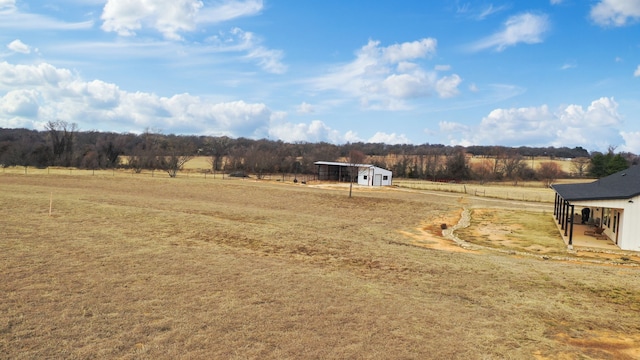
[2,173,640,359]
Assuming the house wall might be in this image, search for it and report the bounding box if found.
[618,196,640,251]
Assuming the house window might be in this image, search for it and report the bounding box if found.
[383,176,388,180]
[603,208,611,228]
[363,175,368,180]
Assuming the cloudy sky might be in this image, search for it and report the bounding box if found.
[1,0,639,153]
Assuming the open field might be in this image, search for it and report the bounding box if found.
[2,173,640,359]
[119,155,580,174]
[1,165,585,203]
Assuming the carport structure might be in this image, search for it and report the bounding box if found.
[314,161,392,186]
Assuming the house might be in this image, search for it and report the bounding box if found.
[551,165,640,251]
[314,161,393,186]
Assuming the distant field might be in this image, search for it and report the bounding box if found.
[1,165,589,203]
[2,173,639,359]
[118,155,580,174]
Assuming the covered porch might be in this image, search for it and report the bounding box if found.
[553,193,621,251]
[554,218,620,251]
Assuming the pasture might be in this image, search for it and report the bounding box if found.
[2,172,640,359]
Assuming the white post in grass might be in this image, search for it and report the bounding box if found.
[49,192,53,216]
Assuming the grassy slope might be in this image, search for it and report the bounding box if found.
[1,174,640,359]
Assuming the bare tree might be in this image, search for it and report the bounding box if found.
[444,148,470,180]
[45,120,78,167]
[570,157,590,178]
[471,159,494,184]
[425,149,443,181]
[128,129,161,173]
[501,151,526,185]
[206,136,232,172]
[347,149,366,198]
[244,143,278,179]
[158,136,195,178]
[537,161,564,187]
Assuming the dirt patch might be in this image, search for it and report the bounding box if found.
[406,207,640,266]
[533,331,640,360]
[399,209,476,253]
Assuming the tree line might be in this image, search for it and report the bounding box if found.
[0,122,636,181]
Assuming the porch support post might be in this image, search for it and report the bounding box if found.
[560,199,566,229]
[564,201,572,236]
[568,204,575,247]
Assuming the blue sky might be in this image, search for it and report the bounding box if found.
[1,0,639,153]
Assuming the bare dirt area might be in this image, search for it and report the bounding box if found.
[2,173,640,359]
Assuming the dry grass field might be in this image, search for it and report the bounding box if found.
[2,172,640,359]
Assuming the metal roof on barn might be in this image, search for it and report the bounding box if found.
[314,161,376,168]
[551,165,640,201]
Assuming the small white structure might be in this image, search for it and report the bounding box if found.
[314,161,393,186]
[357,164,392,186]
[552,166,640,251]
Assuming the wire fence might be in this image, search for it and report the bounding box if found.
[393,179,556,203]
[2,166,555,202]
[0,166,318,183]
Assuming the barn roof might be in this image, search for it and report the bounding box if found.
[551,165,640,201]
[314,161,375,168]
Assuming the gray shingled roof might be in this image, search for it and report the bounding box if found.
[552,165,640,201]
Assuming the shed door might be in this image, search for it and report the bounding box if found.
[375,174,382,186]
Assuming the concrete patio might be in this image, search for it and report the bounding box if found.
[555,220,620,251]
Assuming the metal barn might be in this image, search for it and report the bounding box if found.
[314,161,393,186]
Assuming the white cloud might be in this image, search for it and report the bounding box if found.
[634,65,640,77]
[0,1,93,30]
[207,27,287,74]
[268,119,343,143]
[381,38,437,63]
[561,62,576,70]
[0,89,39,116]
[383,73,431,99]
[344,130,363,143]
[101,0,203,40]
[0,61,273,137]
[101,0,263,40]
[443,97,626,152]
[456,3,508,20]
[245,45,286,74]
[0,0,15,11]
[550,0,563,4]
[434,64,451,71]
[439,121,470,133]
[7,39,30,54]
[367,132,410,144]
[469,13,550,52]
[476,4,508,20]
[436,74,462,98]
[590,0,640,27]
[297,102,314,114]
[310,38,462,110]
[197,0,263,24]
[620,131,640,154]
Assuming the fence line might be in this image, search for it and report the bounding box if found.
[0,166,318,183]
[393,179,555,203]
[2,167,554,202]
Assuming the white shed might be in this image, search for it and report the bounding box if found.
[314,161,393,186]
[552,166,640,251]
[357,165,392,186]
